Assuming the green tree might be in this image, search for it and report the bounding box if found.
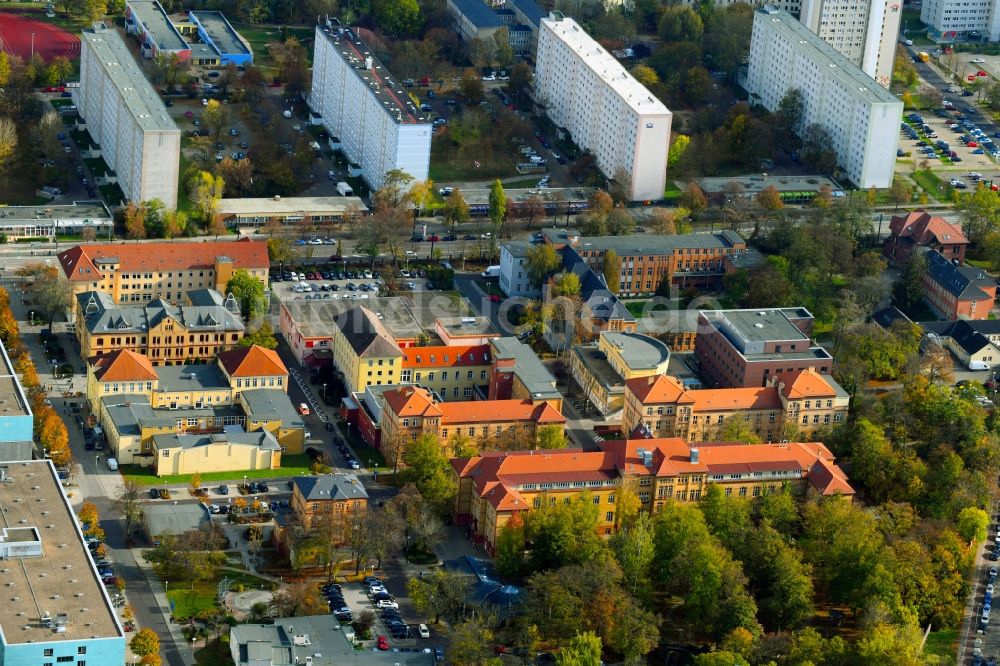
[550,271,581,298]
[449,615,500,666]
[957,506,989,543]
[718,414,762,444]
[495,513,526,579]
[0,53,10,86]
[521,494,604,571]
[777,87,805,137]
[525,244,561,287]
[129,628,160,656]
[680,181,708,214]
[373,0,421,36]
[602,249,621,294]
[488,178,507,235]
[201,99,228,142]
[189,170,225,225]
[408,568,473,623]
[693,652,749,666]
[536,424,566,449]
[226,269,266,321]
[267,237,293,267]
[893,252,926,312]
[658,5,704,41]
[630,64,659,87]
[401,433,457,510]
[555,632,602,666]
[668,134,690,168]
[123,202,147,240]
[239,321,279,350]
[610,512,655,597]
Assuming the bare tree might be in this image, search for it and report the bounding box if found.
[114,481,142,538]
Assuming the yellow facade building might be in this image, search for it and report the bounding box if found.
[452,437,854,553]
[400,344,493,401]
[58,240,269,314]
[76,289,245,365]
[622,370,850,442]
[331,306,404,394]
[88,346,305,471]
[153,431,281,476]
[569,331,671,416]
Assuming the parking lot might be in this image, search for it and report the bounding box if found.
[270,268,433,303]
[901,109,1000,173]
[321,578,427,648]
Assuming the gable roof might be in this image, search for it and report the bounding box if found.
[626,374,694,404]
[77,289,244,334]
[923,249,996,301]
[382,386,443,418]
[889,210,969,246]
[924,319,997,355]
[337,307,403,358]
[58,239,268,282]
[401,344,492,369]
[383,386,566,425]
[218,345,287,377]
[777,368,838,400]
[293,474,368,502]
[91,349,158,382]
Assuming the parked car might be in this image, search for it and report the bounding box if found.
[377,636,389,651]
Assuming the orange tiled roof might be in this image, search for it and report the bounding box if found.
[778,368,836,400]
[382,386,444,418]
[91,349,158,382]
[401,344,492,369]
[218,345,287,378]
[625,374,694,404]
[58,240,269,282]
[690,387,782,412]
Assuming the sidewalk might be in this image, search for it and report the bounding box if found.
[133,550,198,664]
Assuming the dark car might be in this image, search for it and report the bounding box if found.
[218,484,229,495]
[325,422,335,432]
[258,483,269,493]
[150,488,160,499]
[443,234,457,241]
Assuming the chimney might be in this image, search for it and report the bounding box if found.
[690,448,699,464]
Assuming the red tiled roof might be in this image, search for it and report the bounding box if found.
[690,387,782,412]
[58,240,269,282]
[91,349,158,382]
[218,345,287,377]
[889,210,969,246]
[401,344,492,369]
[382,386,444,418]
[384,386,566,425]
[625,374,693,404]
[778,368,837,400]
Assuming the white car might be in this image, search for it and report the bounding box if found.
[405,250,417,257]
[375,599,399,609]
[974,57,987,63]
[369,585,387,595]
[418,624,430,638]
[363,270,373,279]
[482,74,496,81]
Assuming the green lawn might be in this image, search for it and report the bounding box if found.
[625,301,649,317]
[912,169,946,196]
[664,181,682,201]
[429,143,519,182]
[923,629,957,662]
[229,23,315,70]
[177,149,194,214]
[121,453,314,486]
[167,570,276,620]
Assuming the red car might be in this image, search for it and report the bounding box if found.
[269,81,283,88]
[427,234,440,242]
[377,636,389,651]
[968,141,979,148]
[490,294,501,303]
[41,86,55,93]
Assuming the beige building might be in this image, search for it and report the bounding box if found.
[535,12,671,201]
[291,474,368,529]
[622,369,850,442]
[570,332,670,417]
[153,431,281,476]
[58,240,269,315]
[76,289,244,365]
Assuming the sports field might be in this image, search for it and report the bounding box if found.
[0,12,80,61]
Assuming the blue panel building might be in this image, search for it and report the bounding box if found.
[0,340,34,461]
[0,460,126,666]
[188,11,254,66]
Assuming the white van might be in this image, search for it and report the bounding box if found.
[106,457,118,471]
[969,360,991,371]
[289,272,300,282]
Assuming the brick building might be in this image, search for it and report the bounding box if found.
[695,308,832,388]
[884,210,969,266]
[921,249,997,321]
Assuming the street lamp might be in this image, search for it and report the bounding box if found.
[322,383,327,399]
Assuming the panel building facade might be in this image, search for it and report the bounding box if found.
[79,24,180,207]
[798,0,902,87]
[535,12,671,201]
[310,22,431,191]
[746,6,902,188]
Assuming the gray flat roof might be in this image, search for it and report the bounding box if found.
[217,196,369,216]
[704,309,811,344]
[572,345,624,392]
[755,6,902,106]
[0,201,112,224]
[143,501,210,536]
[241,389,304,429]
[128,0,188,52]
[436,316,496,338]
[461,187,596,206]
[601,332,670,370]
[316,24,431,126]
[0,341,30,420]
[281,297,424,343]
[155,363,230,392]
[511,0,545,26]
[190,11,250,56]
[0,460,123,643]
[102,396,245,432]
[696,175,843,195]
[490,337,561,399]
[450,0,504,27]
[82,27,180,133]
[572,230,745,256]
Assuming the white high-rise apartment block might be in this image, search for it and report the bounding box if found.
[535,12,671,202]
[799,0,902,87]
[78,25,180,208]
[747,6,902,188]
[921,0,1000,42]
[310,22,431,191]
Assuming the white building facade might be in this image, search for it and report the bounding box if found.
[746,6,902,188]
[799,0,902,87]
[499,241,541,298]
[78,24,180,208]
[310,23,431,191]
[535,12,671,202]
[921,0,1000,41]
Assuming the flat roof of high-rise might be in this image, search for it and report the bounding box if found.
[126,0,188,52]
[753,6,902,106]
[539,13,669,117]
[315,23,431,126]
[0,460,122,644]
[450,0,504,28]
[0,341,30,420]
[81,26,180,133]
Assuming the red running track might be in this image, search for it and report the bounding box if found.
[0,12,80,62]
